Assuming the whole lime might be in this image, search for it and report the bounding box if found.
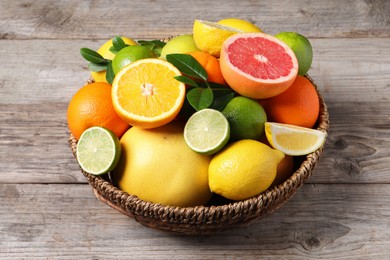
[274,32,313,75]
[160,34,200,60]
[222,96,267,141]
[112,45,155,75]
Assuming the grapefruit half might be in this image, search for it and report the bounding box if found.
[220,33,298,99]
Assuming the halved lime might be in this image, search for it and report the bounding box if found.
[76,126,121,175]
[184,108,230,155]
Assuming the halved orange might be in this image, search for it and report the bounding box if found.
[112,58,186,129]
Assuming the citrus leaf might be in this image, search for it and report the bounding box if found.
[208,81,232,90]
[106,61,115,84]
[109,46,118,54]
[187,87,213,111]
[138,40,166,48]
[166,54,207,81]
[88,62,107,72]
[80,48,108,64]
[112,36,128,52]
[174,75,199,88]
[138,41,155,51]
[210,92,235,111]
[138,40,166,57]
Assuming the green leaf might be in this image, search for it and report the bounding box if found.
[106,61,115,84]
[187,87,214,111]
[138,41,155,51]
[174,75,199,88]
[166,54,207,81]
[88,62,107,72]
[138,40,166,48]
[210,92,235,111]
[138,40,166,57]
[109,45,118,55]
[112,36,128,52]
[208,81,231,90]
[80,48,108,64]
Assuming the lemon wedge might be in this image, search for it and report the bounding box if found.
[265,122,326,156]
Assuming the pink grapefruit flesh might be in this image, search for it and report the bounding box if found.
[220,33,298,99]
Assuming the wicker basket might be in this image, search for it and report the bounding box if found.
[68,75,329,235]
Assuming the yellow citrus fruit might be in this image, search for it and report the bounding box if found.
[113,122,212,207]
[111,58,186,129]
[91,37,137,83]
[193,19,239,57]
[265,122,327,156]
[160,34,200,60]
[217,18,262,32]
[209,139,285,201]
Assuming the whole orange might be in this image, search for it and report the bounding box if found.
[67,82,129,140]
[187,51,226,85]
[259,76,320,128]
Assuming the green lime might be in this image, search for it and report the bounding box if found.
[184,108,230,155]
[274,32,313,75]
[222,96,267,141]
[112,45,155,75]
[76,126,121,175]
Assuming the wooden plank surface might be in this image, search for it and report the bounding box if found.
[1,0,390,39]
[1,0,390,258]
[0,184,389,259]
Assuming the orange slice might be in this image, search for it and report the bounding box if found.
[112,58,186,129]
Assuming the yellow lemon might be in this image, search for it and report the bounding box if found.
[193,19,239,57]
[91,37,137,83]
[209,139,284,201]
[217,18,262,32]
[160,34,200,60]
[112,122,212,207]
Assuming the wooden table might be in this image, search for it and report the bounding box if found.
[1,0,389,258]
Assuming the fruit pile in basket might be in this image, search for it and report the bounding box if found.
[67,18,326,207]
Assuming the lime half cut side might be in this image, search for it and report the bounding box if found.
[76,126,121,175]
[184,108,230,155]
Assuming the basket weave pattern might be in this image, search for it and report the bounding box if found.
[68,76,329,235]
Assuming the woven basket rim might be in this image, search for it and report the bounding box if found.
[68,74,329,234]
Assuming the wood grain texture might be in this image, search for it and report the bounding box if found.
[0,0,389,40]
[0,184,389,259]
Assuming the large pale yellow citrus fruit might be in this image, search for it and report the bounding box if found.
[112,122,212,207]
